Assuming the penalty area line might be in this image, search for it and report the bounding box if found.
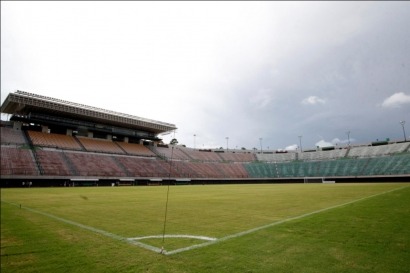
[164,185,409,255]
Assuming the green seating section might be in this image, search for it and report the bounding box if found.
[245,153,410,178]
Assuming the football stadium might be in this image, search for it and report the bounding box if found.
[1,91,409,186]
[1,90,409,272]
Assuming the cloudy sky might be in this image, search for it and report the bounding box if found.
[1,1,410,150]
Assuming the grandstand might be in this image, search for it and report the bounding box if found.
[1,90,409,187]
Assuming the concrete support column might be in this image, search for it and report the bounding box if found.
[88,131,93,138]
[124,137,129,143]
[66,129,73,136]
[41,125,48,133]
[13,121,22,131]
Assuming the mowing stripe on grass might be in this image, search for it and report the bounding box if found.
[0,200,162,253]
[165,185,409,255]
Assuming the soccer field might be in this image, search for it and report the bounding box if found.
[1,183,409,273]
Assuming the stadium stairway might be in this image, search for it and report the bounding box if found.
[73,136,87,151]
[114,141,128,155]
[61,151,79,176]
[23,130,44,175]
[111,155,132,177]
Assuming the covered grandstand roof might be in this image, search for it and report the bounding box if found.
[1,90,177,134]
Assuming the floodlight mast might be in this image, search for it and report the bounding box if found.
[298,135,303,153]
[346,131,351,146]
[400,121,406,141]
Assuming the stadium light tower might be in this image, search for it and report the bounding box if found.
[400,121,407,141]
[346,131,351,146]
[298,135,303,153]
[193,134,196,149]
[226,137,229,151]
[259,137,263,154]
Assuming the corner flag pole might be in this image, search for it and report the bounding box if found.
[161,145,174,253]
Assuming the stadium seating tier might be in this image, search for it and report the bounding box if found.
[1,128,409,180]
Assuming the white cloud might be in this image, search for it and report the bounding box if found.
[331,138,342,145]
[315,137,355,148]
[381,92,410,108]
[301,96,326,105]
[315,139,333,148]
[285,144,298,151]
[250,88,273,109]
[333,137,356,145]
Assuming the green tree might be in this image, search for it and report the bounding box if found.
[170,138,178,145]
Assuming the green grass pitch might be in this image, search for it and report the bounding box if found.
[1,183,409,272]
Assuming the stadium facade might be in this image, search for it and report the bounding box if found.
[1,90,409,187]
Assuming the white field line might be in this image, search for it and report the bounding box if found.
[0,200,162,253]
[2,185,408,256]
[129,235,217,241]
[164,185,409,255]
[127,234,217,254]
